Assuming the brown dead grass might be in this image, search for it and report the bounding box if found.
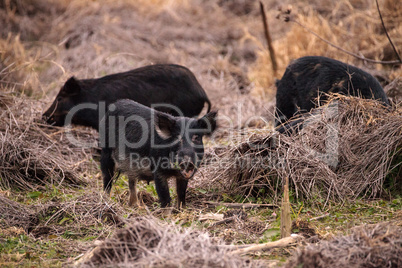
[0,190,129,238]
[285,222,402,268]
[198,96,402,204]
[250,0,402,98]
[76,216,266,267]
[0,193,36,230]
[0,93,95,191]
[0,1,401,266]
[0,34,39,95]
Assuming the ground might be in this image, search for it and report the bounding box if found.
[0,0,401,267]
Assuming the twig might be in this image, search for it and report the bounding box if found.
[309,213,330,221]
[204,201,279,209]
[375,0,401,62]
[259,1,278,75]
[230,234,302,255]
[207,216,236,229]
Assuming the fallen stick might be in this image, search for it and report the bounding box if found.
[230,234,302,255]
[309,213,330,221]
[199,213,224,222]
[204,201,279,209]
[207,216,236,229]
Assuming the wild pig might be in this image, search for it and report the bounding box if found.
[43,64,211,130]
[275,56,390,128]
[99,99,217,208]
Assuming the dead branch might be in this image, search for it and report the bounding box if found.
[198,213,224,222]
[76,216,259,267]
[375,0,401,62]
[259,1,278,75]
[231,234,302,255]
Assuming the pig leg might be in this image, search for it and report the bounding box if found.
[176,178,188,209]
[101,148,115,196]
[275,75,298,127]
[153,173,171,208]
[128,176,140,207]
[274,98,297,127]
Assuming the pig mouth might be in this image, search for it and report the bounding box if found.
[178,162,196,179]
[42,115,62,126]
[42,115,55,125]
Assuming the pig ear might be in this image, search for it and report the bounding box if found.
[155,112,176,139]
[63,76,81,96]
[198,111,217,135]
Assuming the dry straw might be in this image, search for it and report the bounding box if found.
[0,93,96,191]
[31,190,128,238]
[284,222,402,268]
[76,216,266,267]
[250,0,402,98]
[0,190,128,238]
[200,96,402,204]
[0,193,36,230]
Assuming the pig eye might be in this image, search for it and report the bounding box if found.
[57,96,63,102]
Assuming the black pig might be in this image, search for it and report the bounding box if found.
[43,64,211,130]
[275,56,390,128]
[99,99,217,208]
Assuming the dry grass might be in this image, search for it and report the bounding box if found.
[0,0,401,266]
[0,190,129,238]
[77,216,266,267]
[0,34,39,94]
[250,0,402,98]
[30,190,129,238]
[285,222,402,268]
[0,93,96,191]
[199,96,402,204]
[0,193,36,230]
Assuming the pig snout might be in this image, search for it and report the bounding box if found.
[179,161,196,179]
[42,111,64,126]
[42,113,54,125]
[177,155,197,179]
